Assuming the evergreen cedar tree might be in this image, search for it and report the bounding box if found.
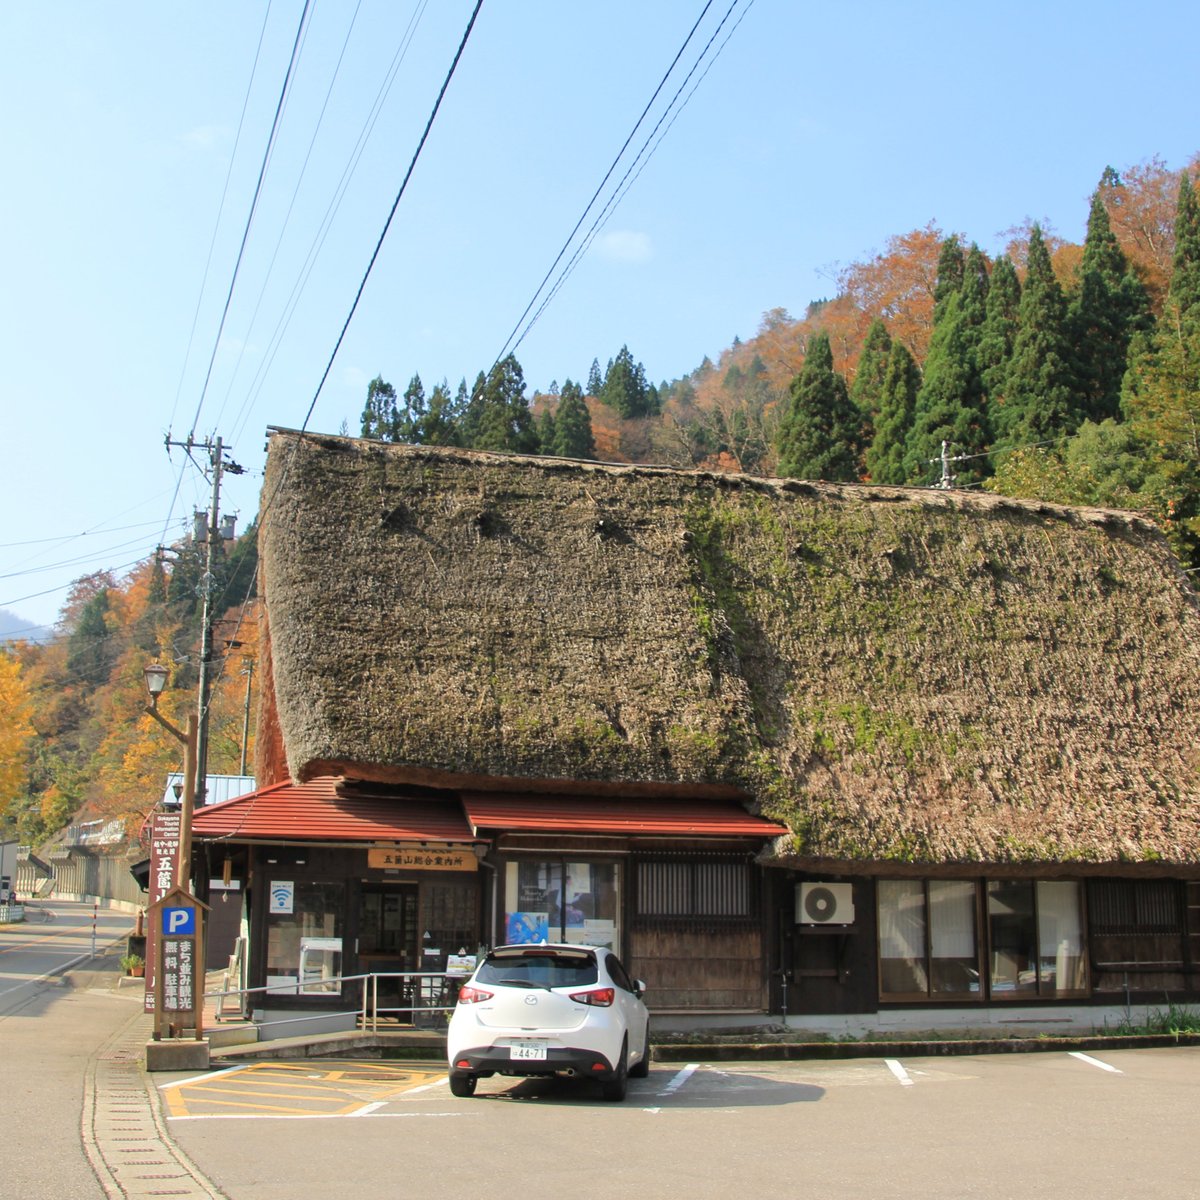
[849,319,892,419]
[903,243,992,485]
[865,341,921,486]
[977,256,1022,416]
[993,225,1078,449]
[774,331,861,482]
[1068,194,1150,422]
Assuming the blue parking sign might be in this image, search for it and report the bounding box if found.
[162,906,196,936]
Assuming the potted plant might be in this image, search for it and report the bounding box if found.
[120,952,145,977]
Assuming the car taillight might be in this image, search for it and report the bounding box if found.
[456,985,494,1005]
[568,987,614,1007]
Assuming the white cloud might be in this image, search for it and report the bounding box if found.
[342,366,371,392]
[182,125,225,149]
[593,230,653,264]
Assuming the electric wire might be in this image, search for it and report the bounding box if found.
[292,0,484,437]
[166,0,277,439]
[193,1,480,752]
[514,0,751,359]
[1,554,157,612]
[185,0,314,441]
[0,517,181,551]
[0,530,186,581]
[491,0,717,369]
[227,0,432,446]
[211,0,370,435]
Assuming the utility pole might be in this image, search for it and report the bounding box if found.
[239,656,255,777]
[929,440,972,490]
[164,434,244,816]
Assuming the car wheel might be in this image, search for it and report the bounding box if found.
[448,1071,477,1098]
[629,1023,651,1079]
[601,1037,628,1102]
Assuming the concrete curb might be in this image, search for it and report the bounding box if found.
[210,1027,1200,1066]
[650,1032,1200,1061]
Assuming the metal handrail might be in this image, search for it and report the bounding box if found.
[203,969,467,1035]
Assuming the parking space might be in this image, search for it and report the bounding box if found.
[160,1044,1172,1122]
[161,1060,450,1119]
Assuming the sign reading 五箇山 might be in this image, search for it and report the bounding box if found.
[147,884,208,1041]
[367,847,477,872]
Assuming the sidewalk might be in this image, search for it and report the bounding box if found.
[83,999,228,1200]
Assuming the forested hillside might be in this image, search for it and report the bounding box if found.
[0,527,259,845]
[359,155,1200,573]
[2,153,1197,845]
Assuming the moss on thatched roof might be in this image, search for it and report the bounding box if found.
[259,429,1200,867]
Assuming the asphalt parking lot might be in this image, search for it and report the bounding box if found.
[160,1046,1198,1200]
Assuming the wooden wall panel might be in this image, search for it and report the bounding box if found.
[629,927,764,1010]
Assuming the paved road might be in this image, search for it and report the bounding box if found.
[0,901,140,1199]
[3,913,1197,1200]
[0,899,137,1015]
[160,1045,1200,1200]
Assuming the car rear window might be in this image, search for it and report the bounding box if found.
[476,950,598,988]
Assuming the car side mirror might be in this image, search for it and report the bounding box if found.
[634,980,647,997]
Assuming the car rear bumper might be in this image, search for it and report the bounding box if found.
[450,1044,619,1079]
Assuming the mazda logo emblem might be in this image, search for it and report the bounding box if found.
[524,995,538,1005]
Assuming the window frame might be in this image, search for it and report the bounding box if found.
[632,853,758,933]
[876,877,1088,1004]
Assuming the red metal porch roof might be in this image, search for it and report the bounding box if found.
[460,792,788,838]
[191,777,476,843]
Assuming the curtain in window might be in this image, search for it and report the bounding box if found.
[1036,881,1085,993]
[928,880,978,994]
[878,880,928,995]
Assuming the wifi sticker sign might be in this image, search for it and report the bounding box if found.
[269,881,295,915]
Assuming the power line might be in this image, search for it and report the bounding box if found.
[493,0,718,368]
[185,0,314,440]
[212,0,371,435]
[294,0,484,436]
[0,517,180,551]
[514,0,751,358]
[0,554,156,611]
[0,530,184,581]
[167,0,277,438]
[186,3,477,726]
[227,0,432,446]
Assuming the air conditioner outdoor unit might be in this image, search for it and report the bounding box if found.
[796,882,855,925]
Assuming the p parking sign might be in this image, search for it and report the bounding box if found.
[162,906,196,936]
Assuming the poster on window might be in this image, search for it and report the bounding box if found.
[269,880,295,915]
[506,911,549,944]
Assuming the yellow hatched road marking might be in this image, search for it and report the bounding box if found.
[163,1061,446,1118]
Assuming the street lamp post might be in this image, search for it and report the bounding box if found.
[142,663,198,893]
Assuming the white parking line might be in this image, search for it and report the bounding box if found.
[885,1059,914,1086]
[1069,1051,1122,1074]
[408,1076,449,1095]
[657,1063,700,1097]
[159,1064,252,1090]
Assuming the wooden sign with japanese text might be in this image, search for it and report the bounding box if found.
[367,847,477,872]
[144,811,181,1012]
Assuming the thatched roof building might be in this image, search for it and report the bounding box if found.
[258,429,1200,872]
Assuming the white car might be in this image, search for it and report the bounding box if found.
[446,943,651,1101]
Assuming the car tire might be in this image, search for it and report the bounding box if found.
[629,1023,651,1079]
[601,1037,628,1102]
[448,1071,477,1098]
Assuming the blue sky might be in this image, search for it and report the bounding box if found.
[1,0,1196,632]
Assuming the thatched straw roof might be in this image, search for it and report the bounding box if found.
[259,429,1200,869]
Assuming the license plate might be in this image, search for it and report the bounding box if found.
[510,1040,548,1061]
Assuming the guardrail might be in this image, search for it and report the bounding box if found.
[203,970,466,1037]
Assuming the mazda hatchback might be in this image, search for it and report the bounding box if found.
[446,944,650,1101]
